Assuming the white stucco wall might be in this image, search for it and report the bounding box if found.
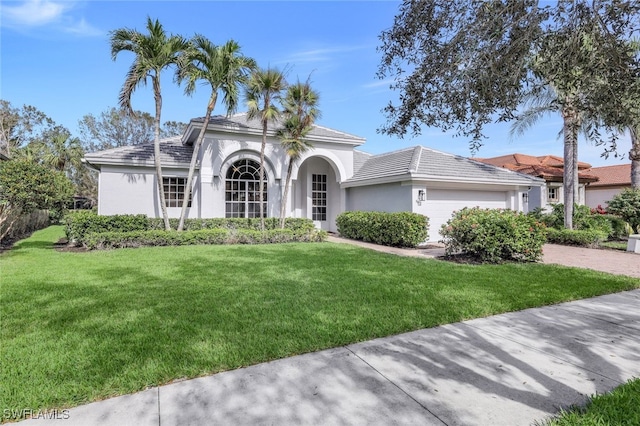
[98,165,197,218]
[346,182,412,213]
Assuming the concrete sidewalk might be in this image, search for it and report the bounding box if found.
[20,290,640,426]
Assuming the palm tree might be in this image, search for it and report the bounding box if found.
[510,84,591,229]
[176,36,256,231]
[43,131,83,173]
[245,67,287,230]
[276,79,321,228]
[110,17,189,230]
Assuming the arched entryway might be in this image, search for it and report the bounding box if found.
[224,159,267,218]
[294,156,341,231]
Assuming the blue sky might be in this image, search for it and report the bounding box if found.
[0,0,631,166]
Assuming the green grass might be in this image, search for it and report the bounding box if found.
[538,378,640,425]
[1,226,639,418]
[600,240,628,251]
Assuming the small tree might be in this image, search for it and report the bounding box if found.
[607,188,640,234]
[0,159,74,241]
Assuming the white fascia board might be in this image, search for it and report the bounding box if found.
[342,173,544,189]
[83,157,194,170]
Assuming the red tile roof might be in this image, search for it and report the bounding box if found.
[474,153,598,183]
[584,164,631,187]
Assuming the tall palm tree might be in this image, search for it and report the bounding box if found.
[110,17,189,230]
[245,67,287,230]
[276,79,321,228]
[510,85,587,229]
[176,36,256,231]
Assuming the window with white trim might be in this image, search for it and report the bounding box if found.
[225,159,267,218]
[163,177,191,208]
[547,187,559,202]
[312,174,327,221]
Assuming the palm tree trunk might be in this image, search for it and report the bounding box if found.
[630,127,640,189]
[259,119,267,231]
[153,75,171,231]
[177,94,217,231]
[280,160,294,229]
[562,105,578,229]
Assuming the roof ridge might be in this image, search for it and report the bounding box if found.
[409,146,422,172]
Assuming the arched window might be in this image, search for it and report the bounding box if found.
[225,159,267,218]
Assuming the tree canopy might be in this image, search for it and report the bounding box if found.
[377,0,640,153]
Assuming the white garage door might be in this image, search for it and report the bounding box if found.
[426,189,508,242]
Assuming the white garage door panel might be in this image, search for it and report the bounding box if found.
[426,189,508,241]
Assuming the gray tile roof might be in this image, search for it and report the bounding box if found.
[346,146,544,185]
[188,113,365,145]
[353,149,372,174]
[84,136,193,168]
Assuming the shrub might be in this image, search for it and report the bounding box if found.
[147,217,316,232]
[545,228,607,247]
[336,211,429,247]
[64,211,149,244]
[1,159,73,242]
[440,207,546,263]
[607,188,640,233]
[84,228,327,250]
[65,213,319,246]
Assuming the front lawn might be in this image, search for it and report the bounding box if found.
[1,226,639,418]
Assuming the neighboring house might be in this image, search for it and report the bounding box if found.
[84,113,543,241]
[584,164,632,209]
[474,153,599,212]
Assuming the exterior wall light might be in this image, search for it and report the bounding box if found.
[418,189,426,202]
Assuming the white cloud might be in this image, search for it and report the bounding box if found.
[3,0,68,26]
[1,0,101,36]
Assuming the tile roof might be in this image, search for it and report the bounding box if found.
[188,113,365,145]
[84,136,193,168]
[476,153,592,170]
[585,164,631,187]
[346,146,542,186]
[475,153,598,182]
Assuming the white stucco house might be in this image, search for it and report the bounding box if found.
[84,113,544,241]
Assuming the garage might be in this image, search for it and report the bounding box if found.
[425,189,509,241]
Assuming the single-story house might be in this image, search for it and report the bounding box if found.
[584,164,632,209]
[84,113,544,241]
[475,153,599,211]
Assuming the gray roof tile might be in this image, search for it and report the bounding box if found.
[84,136,193,167]
[190,113,365,144]
[347,146,544,185]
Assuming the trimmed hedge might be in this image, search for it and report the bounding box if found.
[336,211,429,248]
[65,211,148,244]
[545,228,608,247]
[440,207,547,263]
[64,211,325,249]
[84,228,327,250]
[147,217,316,233]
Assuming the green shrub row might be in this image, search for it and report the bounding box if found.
[336,211,429,248]
[84,228,327,250]
[440,207,547,263]
[545,228,608,247]
[65,211,148,243]
[147,217,316,232]
[65,211,317,245]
